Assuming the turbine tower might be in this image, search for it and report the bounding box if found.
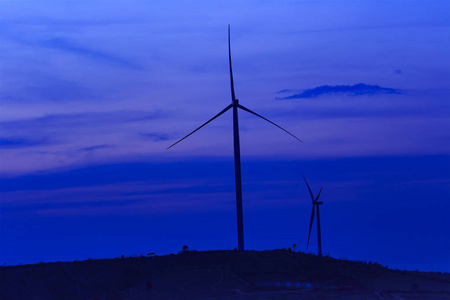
[167,25,302,251]
[303,175,323,256]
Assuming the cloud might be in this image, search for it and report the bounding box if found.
[0,111,164,159]
[40,37,141,70]
[278,83,401,99]
[140,132,170,141]
[1,78,98,103]
[0,25,141,70]
[275,89,294,94]
[0,137,49,149]
[79,145,110,152]
[1,110,163,131]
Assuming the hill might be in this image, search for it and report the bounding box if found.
[1,249,449,299]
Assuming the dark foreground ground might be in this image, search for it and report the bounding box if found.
[1,249,449,300]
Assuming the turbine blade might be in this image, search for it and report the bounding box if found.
[228,24,236,101]
[306,205,315,249]
[237,104,303,143]
[303,175,315,202]
[314,188,323,203]
[167,104,233,149]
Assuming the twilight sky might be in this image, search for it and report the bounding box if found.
[1,1,449,272]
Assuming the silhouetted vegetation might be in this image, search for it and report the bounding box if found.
[1,249,449,299]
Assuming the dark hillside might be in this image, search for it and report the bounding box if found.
[1,250,449,299]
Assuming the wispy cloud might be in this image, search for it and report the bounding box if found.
[1,78,98,103]
[0,137,50,149]
[1,110,163,131]
[78,145,110,152]
[0,171,234,216]
[140,132,170,141]
[40,37,141,70]
[275,89,294,94]
[0,111,165,169]
[1,26,141,70]
[278,83,401,99]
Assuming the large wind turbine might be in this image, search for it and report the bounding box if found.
[167,25,302,251]
[303,175,323,256]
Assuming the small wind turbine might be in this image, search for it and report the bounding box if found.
[167,25,302,251]
[303,175,323,256]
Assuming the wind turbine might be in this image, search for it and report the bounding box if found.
[167,25,302,251]
[303,175,323,256]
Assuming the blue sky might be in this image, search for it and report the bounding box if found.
[1,1,449,272]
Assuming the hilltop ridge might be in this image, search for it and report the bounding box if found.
[1,249,449,299]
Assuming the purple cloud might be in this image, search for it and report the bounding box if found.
[140,132,171,141]
[78,145,110,152]
[0,137,49,149]
[278,83,401,99]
